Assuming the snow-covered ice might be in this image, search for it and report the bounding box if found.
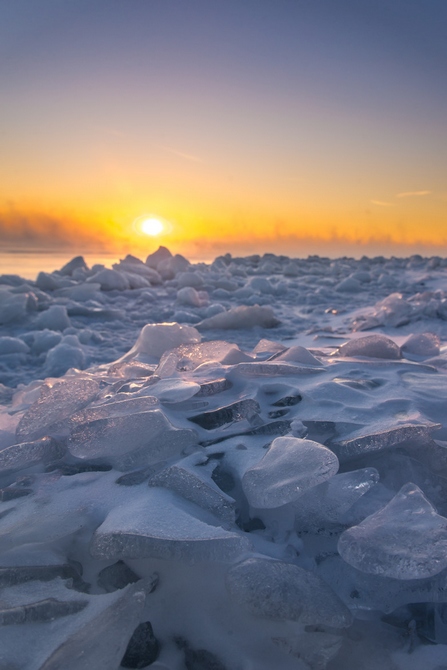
[1,248,447,668]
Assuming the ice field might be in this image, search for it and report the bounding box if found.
[1,247,447,669]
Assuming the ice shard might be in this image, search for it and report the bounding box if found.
[338,483,447,579]
[242,436,339,509]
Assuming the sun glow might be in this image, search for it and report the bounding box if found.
[140,218,164,236]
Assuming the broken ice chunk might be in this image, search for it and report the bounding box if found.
[148,453,236,523]
[226,557,352,627]
[68,410,198,469]
[242,436,339,509]
[189,399,260,430]
[334,422,440,461]
[0,436,65,473]
[293,468,379,530]
[16,378,100,442]
[338,483,447,579]
[338,334,401,359]
[90,488,251,563]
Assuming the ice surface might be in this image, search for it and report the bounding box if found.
[226,557,352,627]
[2,250,447,668]
[242,436,339,508]
[338,483,447,579]
[91,487,251,562]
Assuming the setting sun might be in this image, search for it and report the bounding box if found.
[140,218,164,236]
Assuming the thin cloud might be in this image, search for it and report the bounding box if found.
[162,146,203,163]
[396,190,431,198]
[371,200,395,207]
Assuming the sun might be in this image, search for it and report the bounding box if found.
[140,217,164,236]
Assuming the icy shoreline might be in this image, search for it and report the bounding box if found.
[1,249,447,669]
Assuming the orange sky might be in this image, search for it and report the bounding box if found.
[1,1,446,258]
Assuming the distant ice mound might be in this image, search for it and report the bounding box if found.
[338,334,401,359]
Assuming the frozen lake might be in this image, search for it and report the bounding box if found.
[1,248,447,669]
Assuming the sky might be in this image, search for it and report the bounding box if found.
[1,0,446,258]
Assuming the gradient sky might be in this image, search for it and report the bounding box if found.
[1,0,446,258]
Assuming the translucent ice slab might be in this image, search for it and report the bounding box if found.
[242,436,339,509]
[293,467,379,530]
[68,409,198,469]
[16,377,100,441]
[338,483,447,579]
